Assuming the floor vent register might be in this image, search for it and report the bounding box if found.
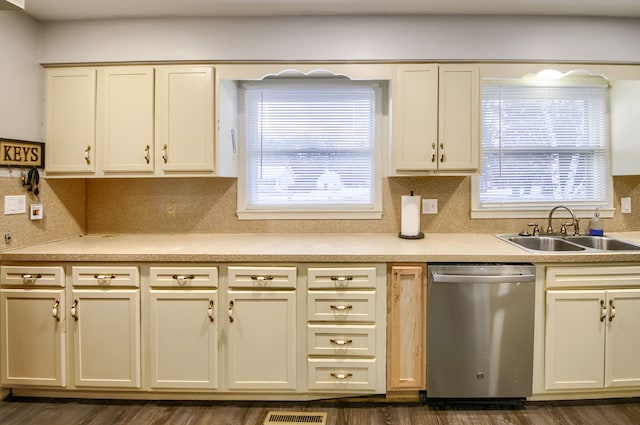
[263,411,328,425]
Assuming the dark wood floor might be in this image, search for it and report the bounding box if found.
[1,396,640,425]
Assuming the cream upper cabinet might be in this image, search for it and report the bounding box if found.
[391,64,479,175]
[544,266,640,393]
[610,80,640,176]
[45,64,237,178]
[98,66,155,175]
[45,68,97,174]
[155,66,216,175]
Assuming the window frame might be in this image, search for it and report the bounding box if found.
[472,72,614,219]
[236,78,386,220]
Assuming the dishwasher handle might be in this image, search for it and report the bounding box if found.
[431,272,535,284]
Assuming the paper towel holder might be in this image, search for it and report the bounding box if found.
[399,190,424,239]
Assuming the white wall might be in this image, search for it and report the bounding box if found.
[0,11,42,142]
[40,15,640,64]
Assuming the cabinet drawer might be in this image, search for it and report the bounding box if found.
[72,266,139,287]
[307,291,376,322]
[1,266,65,287]
[149,267,218,288]
[228,266,296,289]
[307,324,376,357]
[308,267,377,289]
[547,265,640,289]
[307,358,377,391]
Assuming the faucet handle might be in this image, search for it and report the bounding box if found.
[560,223,568,235]
[562,219,580,236]
[527,223,540,236]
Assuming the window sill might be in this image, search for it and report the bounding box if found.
[471,207,615,220]
[237,210,383,220]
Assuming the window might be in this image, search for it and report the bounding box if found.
[238,79,383,219]
[472,73,612,218]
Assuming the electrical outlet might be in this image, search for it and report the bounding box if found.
[4,232,11,244]
[166,202,176,218]
[422,199,438,214]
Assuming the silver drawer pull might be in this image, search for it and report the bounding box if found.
[251,275,273,281]
[22,274,42,283]
[330,305,353,311]
[94,274,116,280]
[330,338,353,346]
[173,274,195,284]
[331,276,353,282]
[330,372,353,380]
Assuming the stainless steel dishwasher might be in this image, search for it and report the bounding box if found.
[427,264,535,399]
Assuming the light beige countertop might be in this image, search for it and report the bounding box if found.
[2,232,640,263]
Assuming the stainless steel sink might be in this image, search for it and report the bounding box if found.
[498,234,640,253]
[565,236,640,251]
[505,236,585,252]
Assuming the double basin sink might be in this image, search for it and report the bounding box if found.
[497,234,640,253]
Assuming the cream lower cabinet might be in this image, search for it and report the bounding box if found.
[386,264,426,395]
[225,266,297,391]
[543,266,640,394]
[0,266,66,387]
[306,266,386,393]
[147,267,219,389]
[70,266,141,388]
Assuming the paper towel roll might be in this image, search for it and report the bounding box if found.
[401,195,421,237]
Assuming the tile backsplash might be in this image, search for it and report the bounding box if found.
[0,176,85,252]
[85,176,640,235]
[1,175,638,252]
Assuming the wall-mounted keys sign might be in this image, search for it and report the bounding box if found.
[0,139,45,168]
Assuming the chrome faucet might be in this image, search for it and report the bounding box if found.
[547,206,580,236]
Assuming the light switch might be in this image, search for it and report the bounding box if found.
[422,198,438,214]
[4,195,26,215]
[621,197,632,214]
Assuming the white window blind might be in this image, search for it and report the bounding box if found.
[241,80,379,215]
[479,83,608,209]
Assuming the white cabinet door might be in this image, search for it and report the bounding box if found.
[45,68,96,174]
[391,64,479,174]
[610,80,640,176]
[71,289,140,388]
[0,289,66,387]
[149,290,218,389]
[155,66,215,174]
[604,289,640,388]
[545,290,606,390]
[392,65,439,172]
[226,290,296,390]
[437,64,479,171]
[98,66,155,174]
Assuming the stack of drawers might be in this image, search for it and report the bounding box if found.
[306,266,380,392]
